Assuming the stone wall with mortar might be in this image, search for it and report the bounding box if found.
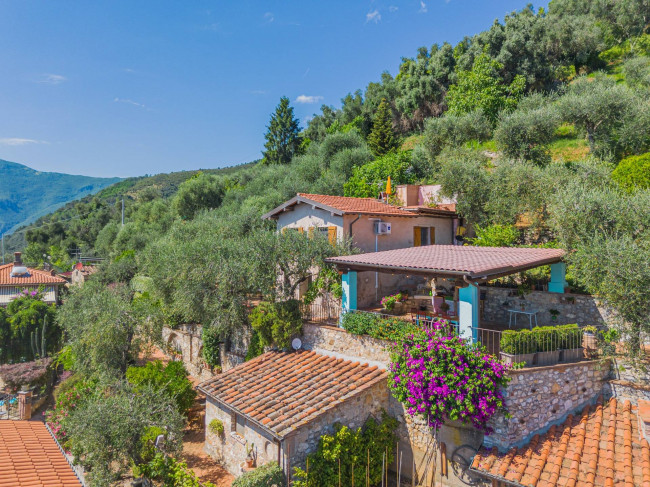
[485,359,612,451]
[481,286,610,327]
[204,397,282,477]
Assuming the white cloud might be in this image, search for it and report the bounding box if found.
[389,5,399,12]
[366,10,381,23]
[295,95,323,104]
[114,97,147,109]
[419,1,428,13]
[39,74,66,85]
[0,138,47,146]
[264,12,274,23]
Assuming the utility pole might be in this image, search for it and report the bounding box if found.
[121,197,125,227]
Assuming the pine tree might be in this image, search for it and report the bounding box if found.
[262,97,303,165]
[367,98,398,157]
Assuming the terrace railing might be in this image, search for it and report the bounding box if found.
[301,302,341,326]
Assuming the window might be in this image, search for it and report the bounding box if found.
[317,226,337,244]
[414,226,436,247]
[231,412,246,437]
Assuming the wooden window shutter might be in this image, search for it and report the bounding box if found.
[308,227,314,239]
[298,227,304,234]
[429,227,436,245]
[328,226,337,245]
[413,226,421,247]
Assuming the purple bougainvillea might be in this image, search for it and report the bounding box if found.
[388,323,511,433]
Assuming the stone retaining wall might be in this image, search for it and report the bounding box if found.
[301,322,391,366]
[481,286,610,327]
[485,359,612,451]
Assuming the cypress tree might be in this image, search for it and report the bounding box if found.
[262,97,302,165]
[367,98,398,157]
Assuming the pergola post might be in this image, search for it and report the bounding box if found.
[548,262,567,293]
[341,271,357,321]
[458,283,479,342]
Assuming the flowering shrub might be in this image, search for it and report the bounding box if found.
[388,326,511,433]
[380,293,402,310]
[0,358,52,392]
[45,377,97,443]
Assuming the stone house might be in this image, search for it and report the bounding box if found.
[261,186,460,307]
[0,252,66,307]
[70,261,97,285]
[197,349,388,478]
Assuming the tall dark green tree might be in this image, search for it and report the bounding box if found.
[367,98,398,157]
[262,97,302,165]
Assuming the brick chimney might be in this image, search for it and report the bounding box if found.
[14,252,22,265]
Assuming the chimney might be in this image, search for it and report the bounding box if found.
[14,252,22,265]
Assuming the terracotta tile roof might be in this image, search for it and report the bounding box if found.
[470,397,650,487]
[0,421,82,486]
[261,193,456,220]
[326,245,565,279]
[0,263,67,287]
[198,350,387,438]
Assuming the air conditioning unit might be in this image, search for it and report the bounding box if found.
[374,222,391,235]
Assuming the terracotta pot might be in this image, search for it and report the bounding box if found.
[246,458,254,468]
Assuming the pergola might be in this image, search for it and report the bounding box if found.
[325,245,566,340]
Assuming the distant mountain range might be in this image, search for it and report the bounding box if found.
[0,159,122,235]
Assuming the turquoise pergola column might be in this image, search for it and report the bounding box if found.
[341,271,357,324]
[548,262,567,294]
[458,283,479,343]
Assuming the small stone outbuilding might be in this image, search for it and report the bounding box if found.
[197,349,388,478]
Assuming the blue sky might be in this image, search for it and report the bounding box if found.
[0,0,539,178]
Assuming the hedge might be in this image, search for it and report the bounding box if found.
[500,324,583,354]
[341,312,418,341]
[232,461,285,487]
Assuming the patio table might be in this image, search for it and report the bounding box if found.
[507,309,538,330]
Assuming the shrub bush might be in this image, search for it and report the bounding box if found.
[232,461,286,487]
[532,326,560,352]
[0,358,53,392]
[612,152,650,192]
[499,329,536,355]
[136,453,218,487]
[249,300,302,350]
[557,324,582,349]
[126,360,197,417]
[341,312,419,342]
[208,418,224,436]
[388,326,510,432]
[202,325,222,368]
[293,412,397,487]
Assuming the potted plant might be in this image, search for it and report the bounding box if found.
[582,325,598,355]
[558,324,583,363]
[245,442,255,468]
[534,326,561,366]
[500,329,536,367]
[549,309,560,323]
[380,293,402,312]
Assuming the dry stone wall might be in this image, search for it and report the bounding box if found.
[485,359,612,451]
[481,286,610,327]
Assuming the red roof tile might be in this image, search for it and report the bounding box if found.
[261,193,456,220]
[198,350,387,438]
[0,263,67,287]
[325,245,565,279]
[470,397,650,487]
[0,421,82,486]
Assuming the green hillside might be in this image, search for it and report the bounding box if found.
[0,159,122,235]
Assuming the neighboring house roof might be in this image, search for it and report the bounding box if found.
[470,397,650,487]
[261,193,456,220]
[0,263,67,287]
[325,245,565,280]
[0,421,83,486]
[198,350,387,439]
[73,263,97,275]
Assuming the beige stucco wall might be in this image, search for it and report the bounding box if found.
[276,205,344,238]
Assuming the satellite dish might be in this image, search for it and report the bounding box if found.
[291,338,302,350]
